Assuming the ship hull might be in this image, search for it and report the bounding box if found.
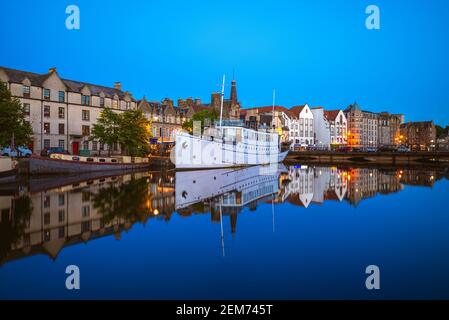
[175,131,289,169]
[22,156,151,175]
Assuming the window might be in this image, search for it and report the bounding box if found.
[43,88,50,100]
[58,194,65,206]
[23,85,30,97]
[81,95,90,106]
[58,227,65,239]
[44,139,50,148]
[58,140,65,148]
[44,123,50,134]
[44,105,50,117]
[44,196,51,208]
[82,110,90,121]
[82,125,90,136]
[83,140,89,150]
[92,141,98,151]
[58,107,65,119]
[23,103,30,115]
[82,205,90,218]
[99,142,104,151]
[82,191,90,202]
[58,209,65,222]
[58,124,65,135]
[113,142,118,151]
[58,91,65,102]
[100,97,105,107]
[126,101,131,109]
[112,100,118,109]
[44,213,50,225]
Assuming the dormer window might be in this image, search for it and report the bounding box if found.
[100,97,105,107]
[43,88,50,100]
[23,85,30,98]
[81,95,90,106]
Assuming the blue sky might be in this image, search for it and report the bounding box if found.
[1,0,448,124]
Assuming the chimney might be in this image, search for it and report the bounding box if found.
[114,82,121,91]
[195,98,201,105]
[49,67,57,73]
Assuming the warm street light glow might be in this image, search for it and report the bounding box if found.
[153,209,160,216]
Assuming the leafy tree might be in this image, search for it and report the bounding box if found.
[436,125,449,139]
[118,109,152,156]
[91,108,121,156]
[0,82,33,147]
[92,108,152,157]
[182,109,219,134]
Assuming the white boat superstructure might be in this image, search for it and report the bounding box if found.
[174,126,288,169]
[175,164,287,209]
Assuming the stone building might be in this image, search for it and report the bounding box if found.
[399,121,436,151]
[138,97,194,142]
[0,66,137,155]
[378,112,404,146]
[177,79,241,120]
[345,103,378,148]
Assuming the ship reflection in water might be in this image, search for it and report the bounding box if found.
[1,165,449,299]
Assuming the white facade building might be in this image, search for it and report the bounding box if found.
[0,66,137,155]
[311,107,331,149]
[324,110,347,145]
[288,104,314,147]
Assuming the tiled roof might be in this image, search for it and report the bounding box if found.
[323,110,341,121]
[0,66,135,101]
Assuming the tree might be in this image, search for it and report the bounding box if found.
[0,82,33,147]
[118,109,152,157]
[182,109,219,134]
[436,125,449,139]
[91,108,121,156]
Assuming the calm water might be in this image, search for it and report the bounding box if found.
[1,164,449,300]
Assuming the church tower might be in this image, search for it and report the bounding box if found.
[230,79,238,104]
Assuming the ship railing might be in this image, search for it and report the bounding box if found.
[50,153,149,164]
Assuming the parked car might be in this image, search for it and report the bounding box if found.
[1,146,32,157]
[379,145,398,152]
[397,145,411,152]
[365,147,378,153]
[40,147,70,157]
[336,146,353,153]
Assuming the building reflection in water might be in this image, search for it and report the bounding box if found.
[0,165,448,265]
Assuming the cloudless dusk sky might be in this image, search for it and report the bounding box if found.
[1,0,448,124]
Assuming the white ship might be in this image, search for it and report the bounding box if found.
[173,75,288,169]
[175,164,287,209]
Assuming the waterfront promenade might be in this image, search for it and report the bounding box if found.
[285,151,449,166]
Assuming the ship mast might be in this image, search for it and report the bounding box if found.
[219,74,226,136]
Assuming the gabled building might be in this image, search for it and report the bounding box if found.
[323,110,347,145]
[137,97,194,142]
[0,66,137,155]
